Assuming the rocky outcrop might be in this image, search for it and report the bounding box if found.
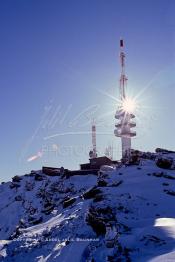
[82,186,102,199]
[156,157,173,169]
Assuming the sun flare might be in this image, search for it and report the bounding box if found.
[121,97,137,113]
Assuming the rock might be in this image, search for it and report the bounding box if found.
[49,182,60,193]
[12,176,22,183]
[117,205,124,211]
[15,195,22,201]
[93,194,104,202]
[152,172,163,177]
[110,180,123,187]
[163,174,175,180]
[34,174,44,181]
[9,226,21,240]
[97,180,108,187]
[19,219,26,228]
[86,205,116,236]
[156,157,173,169]
[105,224,118,248]
[164,190,175,196]
[25,181,34,191]
[28,216,43,225]
[63,197,76,208]
[82,186,102,199]
[140,234,166,246]
[162,182,169,186]
[86,211,106,236]
[156,148,175,154]
[42,228,51,238]
[10,183,20,189]
[42,203,54,215]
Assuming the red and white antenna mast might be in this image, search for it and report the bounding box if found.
[119,39,127,100]
[89,119,97,159]
[114,39,136,160]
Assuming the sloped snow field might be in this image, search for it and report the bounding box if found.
[0,152,175,261]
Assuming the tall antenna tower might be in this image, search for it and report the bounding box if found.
[89,119,97,159]
[114,39,136,160]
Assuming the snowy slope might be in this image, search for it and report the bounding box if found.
[0,151,175,261]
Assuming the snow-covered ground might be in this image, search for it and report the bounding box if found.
[0,151,175,261]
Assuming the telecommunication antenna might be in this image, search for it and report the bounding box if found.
[114,39,136,160]
[89,119,97,159]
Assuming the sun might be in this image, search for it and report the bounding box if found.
[121,97,137,113]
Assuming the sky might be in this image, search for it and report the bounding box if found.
[0,0,175,182]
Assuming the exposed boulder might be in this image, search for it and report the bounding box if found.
[63,197,76,208]
[15,195,22,201]
[164,190,175,196]
[140,234,166,246]
[110,180,123,187]
[86,210,106,236]
[162,182,169,186]
[42,202,55,215]
[152,172,164,177]
[28,215,43,225]
[93,194,105,202]
[12,175,22,183]
[97,179,108,187]
[105,224,118,248]
[86,205,116,236]
[156,157,173,169]
[82,186,102,199]
[156,148,175,154]
[34,173,44,181]
[163,174,175,180]
[25,181,34,191]
[9,226,21,240]
[10,183,20,189]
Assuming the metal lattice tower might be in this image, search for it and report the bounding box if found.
[114,39,136,160]
[89,120,97,159]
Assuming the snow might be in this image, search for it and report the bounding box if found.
[0,152,175,261]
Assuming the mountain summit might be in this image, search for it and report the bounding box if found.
[0,150,175,262]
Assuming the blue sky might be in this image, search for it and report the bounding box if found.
[0,0,175,181]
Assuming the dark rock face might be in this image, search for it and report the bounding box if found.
[164,190,175,196]
[156,157,173,169]
[42,202,55,215]
[9,226,21,240]
[25,181,34,191]
[82,186,102,199]
[63,197,76,208]
[28,216,43,225]
[12,176,22,183]
[15,195,22,201]
[86,205,116,236]
[97,179,108,187]
[110,180,123,187]
[10,183,20,189]
[34,174,44,181]
[140,234,166,246]
[129,150,140,165]
[163,174,175,180]
[93,194,104,202]
[152,172,164,177]
[156,148,175,154]
[148,171,175,180]
[86,210,106,236]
